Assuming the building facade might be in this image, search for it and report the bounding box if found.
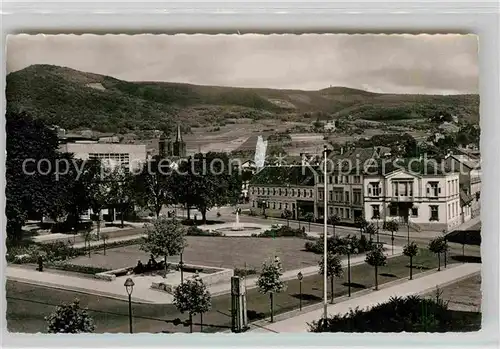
[363,167,462,231]
[59,141,147,172]
[248,166,316,219]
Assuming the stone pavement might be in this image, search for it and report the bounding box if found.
[249,262,481,333]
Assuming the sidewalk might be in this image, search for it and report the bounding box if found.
[71,234,145,249]
[249,262,481,333]
[6,246,403,304]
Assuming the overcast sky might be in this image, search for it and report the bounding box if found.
[7,34,478,94]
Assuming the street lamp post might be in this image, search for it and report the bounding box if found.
[347,243,352,297]
[407,209,411,246]
[179,252,184,284]
[322,145,328,324]
[297,271,303,311]
[376,215,380,244]
[124,278,135,334]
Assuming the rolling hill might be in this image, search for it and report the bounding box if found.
[6,64,480,132]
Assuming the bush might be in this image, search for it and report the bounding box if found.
[47,262,110,275]
[186,226,224,237]
[234,267,258,277]
[308,294,452,332]
[258,226,307,238]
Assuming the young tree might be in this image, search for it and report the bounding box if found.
[304,212,315,232]
[428,237,448,271]
[283,209,293,227]
[384,220,399,254]
[364,223,377,242]
[365,245,387,290]
[328,214,341,237]
[256,256,287,323]
[355,217,368,236]
[403,242,419,280]
[101,233,109,256]
[45,299,95,333]
[141,217,187,277]
[80,229,93,258]
[173,274,212,333]
[318,252,343,304]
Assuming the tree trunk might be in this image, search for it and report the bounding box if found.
[87,240,91,258]
[308,221,311,232]
[121,205,125,228]
[200,313,203,333]
[374,265,378,290]
[409,256,413,280]
[437,253,441,271]
[270,293,274,323]
[164,254,168,278]
[187,206,191,220]
[156,205,161,218]
[189,313,193,333]
[330,276,334,304]
[103,238,106,256]
[333,225,336,238]
[286,218,289,227]
[96,217,101,235]
[201,209,207,225]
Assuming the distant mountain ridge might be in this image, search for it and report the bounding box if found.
[6,64,480,132]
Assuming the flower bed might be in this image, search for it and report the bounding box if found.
[251,225,307,238]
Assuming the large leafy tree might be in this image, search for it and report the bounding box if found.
[174,152,242,224]
[365,245,387,290]
[403,242,419,280]
[6,110,59,241]
[82,159,109,235]
[134,155,175,218]
[45,299,95,333]
[428,237,449,271]
[256,256,287,323]
[173,274,212,333]
[108,166,134,228]
[318,252,343,304]
[141,217,187,276]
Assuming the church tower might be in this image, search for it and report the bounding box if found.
[173,124,186,157]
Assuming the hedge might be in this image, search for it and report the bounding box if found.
[47,262,111,275]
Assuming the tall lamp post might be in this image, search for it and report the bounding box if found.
[124,278,135,334]
[407,209,411,246]
[179,252,185,284]
[347,242,352,297]
[375,214,380,244]
[297,271,303,311]
[322,145,329,324]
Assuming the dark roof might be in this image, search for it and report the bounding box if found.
[250,165,317,186]
[445,229,481,246]
[460,191,474,206]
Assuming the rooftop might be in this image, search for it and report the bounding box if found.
[250,165,317,186]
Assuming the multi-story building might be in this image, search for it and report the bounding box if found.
[59,141,147,172]
[363,160,462,231]
[314,147,386,223]
[248,165,316,219]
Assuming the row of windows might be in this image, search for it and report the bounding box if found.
[371,204,440,222]
[328,206,351,219]
[317,189,363,204]
[367,181,450,198]
[448,201,460,219]
[318,175,361,184]
[252,201,291,210]
[447,179,459,196]
[251,187,314,198]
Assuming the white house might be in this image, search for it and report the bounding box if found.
[363,164,462,232]
[324,120,336,132]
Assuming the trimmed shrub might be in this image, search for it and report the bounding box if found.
[257,226,307,238]
[186,226,224,237]
[47,262,110,275]
[234,267,258,277]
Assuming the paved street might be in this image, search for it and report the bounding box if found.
[250,262,481,333]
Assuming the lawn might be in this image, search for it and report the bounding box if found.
[7,248,460,334]
[69,236,320,272]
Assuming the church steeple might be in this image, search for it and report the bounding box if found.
[173,124,186,157]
